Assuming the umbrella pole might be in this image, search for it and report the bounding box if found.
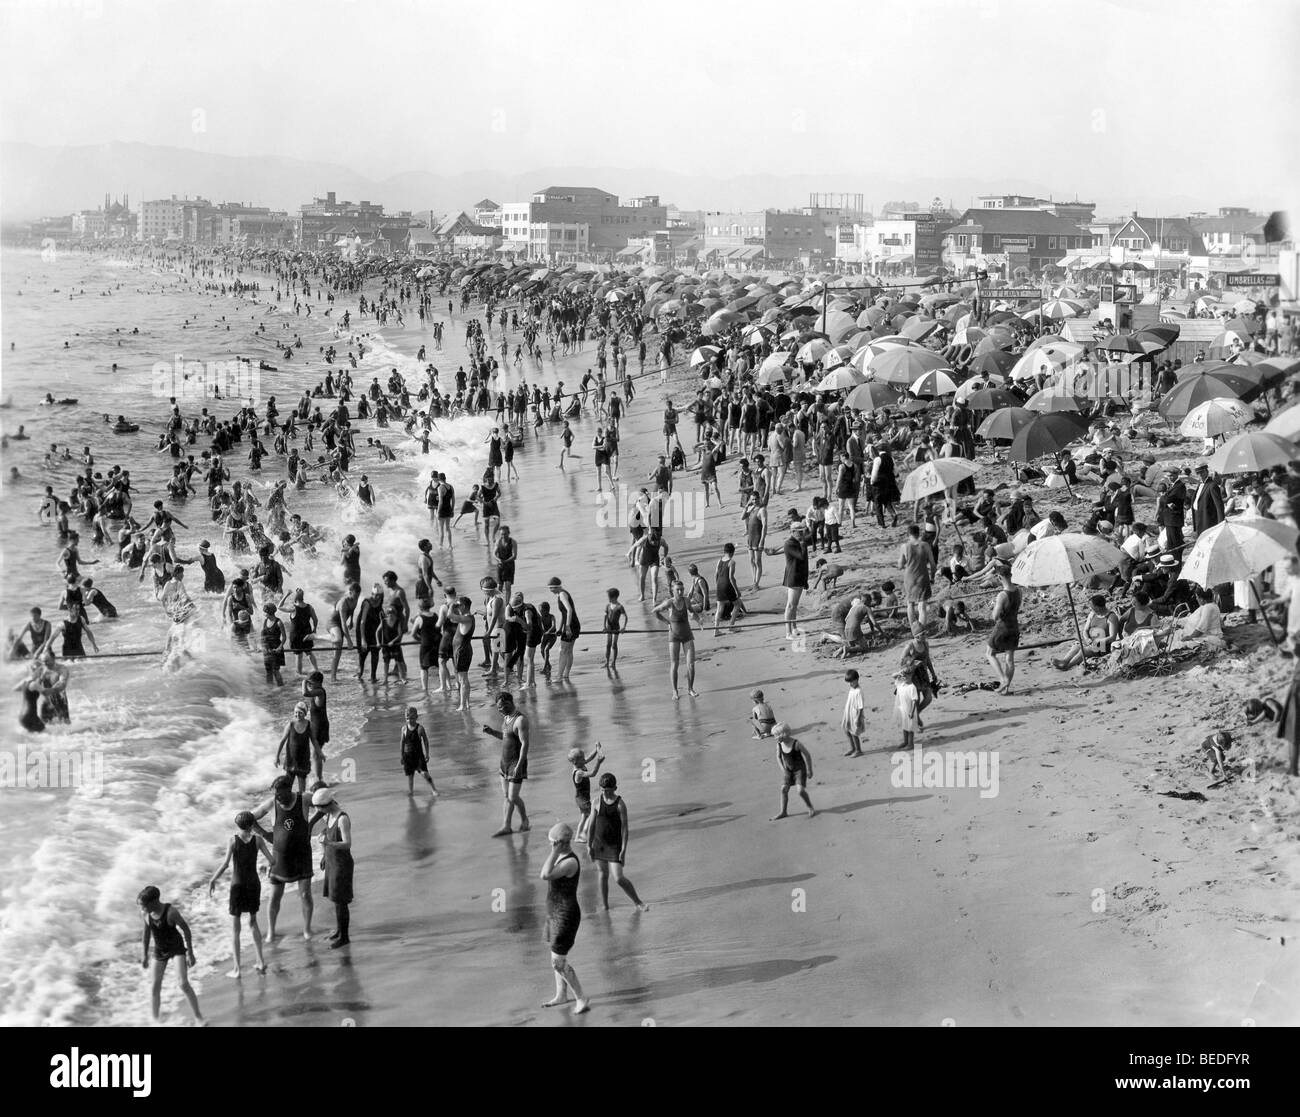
[1250,582,1280,647]
[1055,451,1076,499]
[1066,584,1088,667]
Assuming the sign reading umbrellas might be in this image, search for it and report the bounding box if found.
[1012,533,1124,666]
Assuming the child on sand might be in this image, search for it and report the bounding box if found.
[894,670,920,750]
[770,724,815,821]
[399,706,438,796]
[602,588,626,669]
[569,743,604,842]
[750,688,776,738]
[878,581,900,620]
[842,669,866,757]
[207,811,272,978]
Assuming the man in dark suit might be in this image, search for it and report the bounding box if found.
[1161,468,1188,556]
[1191,463,1226,534]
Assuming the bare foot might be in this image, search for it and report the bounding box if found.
[542,995,571,1008]
[688,689,700,698]
[807,808,817,818]
[572,998,591,1015]
[226,967,242,979]
[519,821,531,832]
[254,963,267,974]
[491,826,513,837]
[769,813,789,821]
[636,902,650,912]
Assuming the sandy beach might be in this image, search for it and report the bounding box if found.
[163,315,1300,1029]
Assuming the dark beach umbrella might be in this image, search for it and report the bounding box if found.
[967,351,1018,378]
[1158,371,1257,420]
[1008,412,1089,463]
[845,382,903,411]
[965,388,1022,412]
[976,406,1037,441]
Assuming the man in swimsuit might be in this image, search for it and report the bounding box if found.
[329,582,360,681]
[250,775,315,941]
[137,884,204,1024]
[653,580,701,700]
[548,577,580,682]
[481,691,530,837]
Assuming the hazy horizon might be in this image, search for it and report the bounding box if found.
[1,0,1297,218]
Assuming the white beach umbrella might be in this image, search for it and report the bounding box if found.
[899,458,980,501]
[1206,431,1299,475]
[1178,398,1254,439]
[814,366,867,393]
[1180,517,1299,589]
[909,369,959,398]
[1264,403,1300,442]
[1012,532,1124,666]
[689,345,721,367]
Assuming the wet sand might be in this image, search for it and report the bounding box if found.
[190,309,1299,1028]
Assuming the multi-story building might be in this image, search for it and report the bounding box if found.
[1190,209,1270,260]
[528,221,590,261]
[139,196,212,242]
[702,210,835,266]
[523,186,666,253]
[941,208,1093,276]
[72,194,136,240]
[976,194,1096,224]
[472,198,502,227]
[299,191,388,250]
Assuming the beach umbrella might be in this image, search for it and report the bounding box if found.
[1222,315,1259,337]
[757,351,794,384]
[1009,348,1070,382]
[976,406,1036,441]
[1231,298,1258,314]
[689,345,720,367]
[822,310,859,344]
[1158,371,1255,420]
[1025,333,1068,352]
[821,343,858,370]
[1181,516,1299,645]
[1008,413,1088,464]
[963,387,1021,411]
[796,338,832,365]
[1206,431,1299,475]
[814,366,867,392]
[866,347,949,387]
[909,369,959,398]
[1024,388,1081,413]
[1181,517,1299,589]
[1178,398,1255,439]
[899,458,981,502]
[845,382,903,411]
[741,323,772,345]
[1134,324,1180,347]
[1264,403,1300,441]
[967,350,1018,378]
[1209,328,1253,351]
[1011,532,1125,666]
[899,316,943,342]
[1102,334,1164,356]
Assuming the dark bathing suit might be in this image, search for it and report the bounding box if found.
[146,903,186,960]
[588,795,623,863]
[545,852,581,956]
[271,793,312,882]
[228,836,261,915]
[499,713,527,782]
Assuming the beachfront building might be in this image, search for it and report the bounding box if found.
[975,194,1096,225]
[1190,209,1276,268]
[472,198,501,227]
[702,209,834,267]
[527,220,590,262]
[71,194,136,241]
[298,191,389,251]
[138,195,211,243]
[942,208,1093,278]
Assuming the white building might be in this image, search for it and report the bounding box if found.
[528,221,589,261]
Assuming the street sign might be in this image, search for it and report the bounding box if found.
[986,287,1043,300]
[1223,272,1280,288]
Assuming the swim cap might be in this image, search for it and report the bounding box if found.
[567,747,585,763]
[547,577,562,588]
[598,772,617,789]
[311,787,336,807]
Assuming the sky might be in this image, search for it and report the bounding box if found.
[1,0,1297,213]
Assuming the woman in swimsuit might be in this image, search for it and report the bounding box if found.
[448,596,476,711]
[539,823,590,1015]
[986,563,1022,695]
[1052,594,1120,670]
[586,773,649,910]
[310,787,354,949]
[276,702,320,792]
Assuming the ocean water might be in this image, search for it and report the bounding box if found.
[0,249,513,1024]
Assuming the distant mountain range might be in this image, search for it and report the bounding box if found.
[0,141,1226,224]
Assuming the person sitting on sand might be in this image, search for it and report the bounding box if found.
[1198,730,1234,779]
[750,689,776,738]
[1052,594,1120,670]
